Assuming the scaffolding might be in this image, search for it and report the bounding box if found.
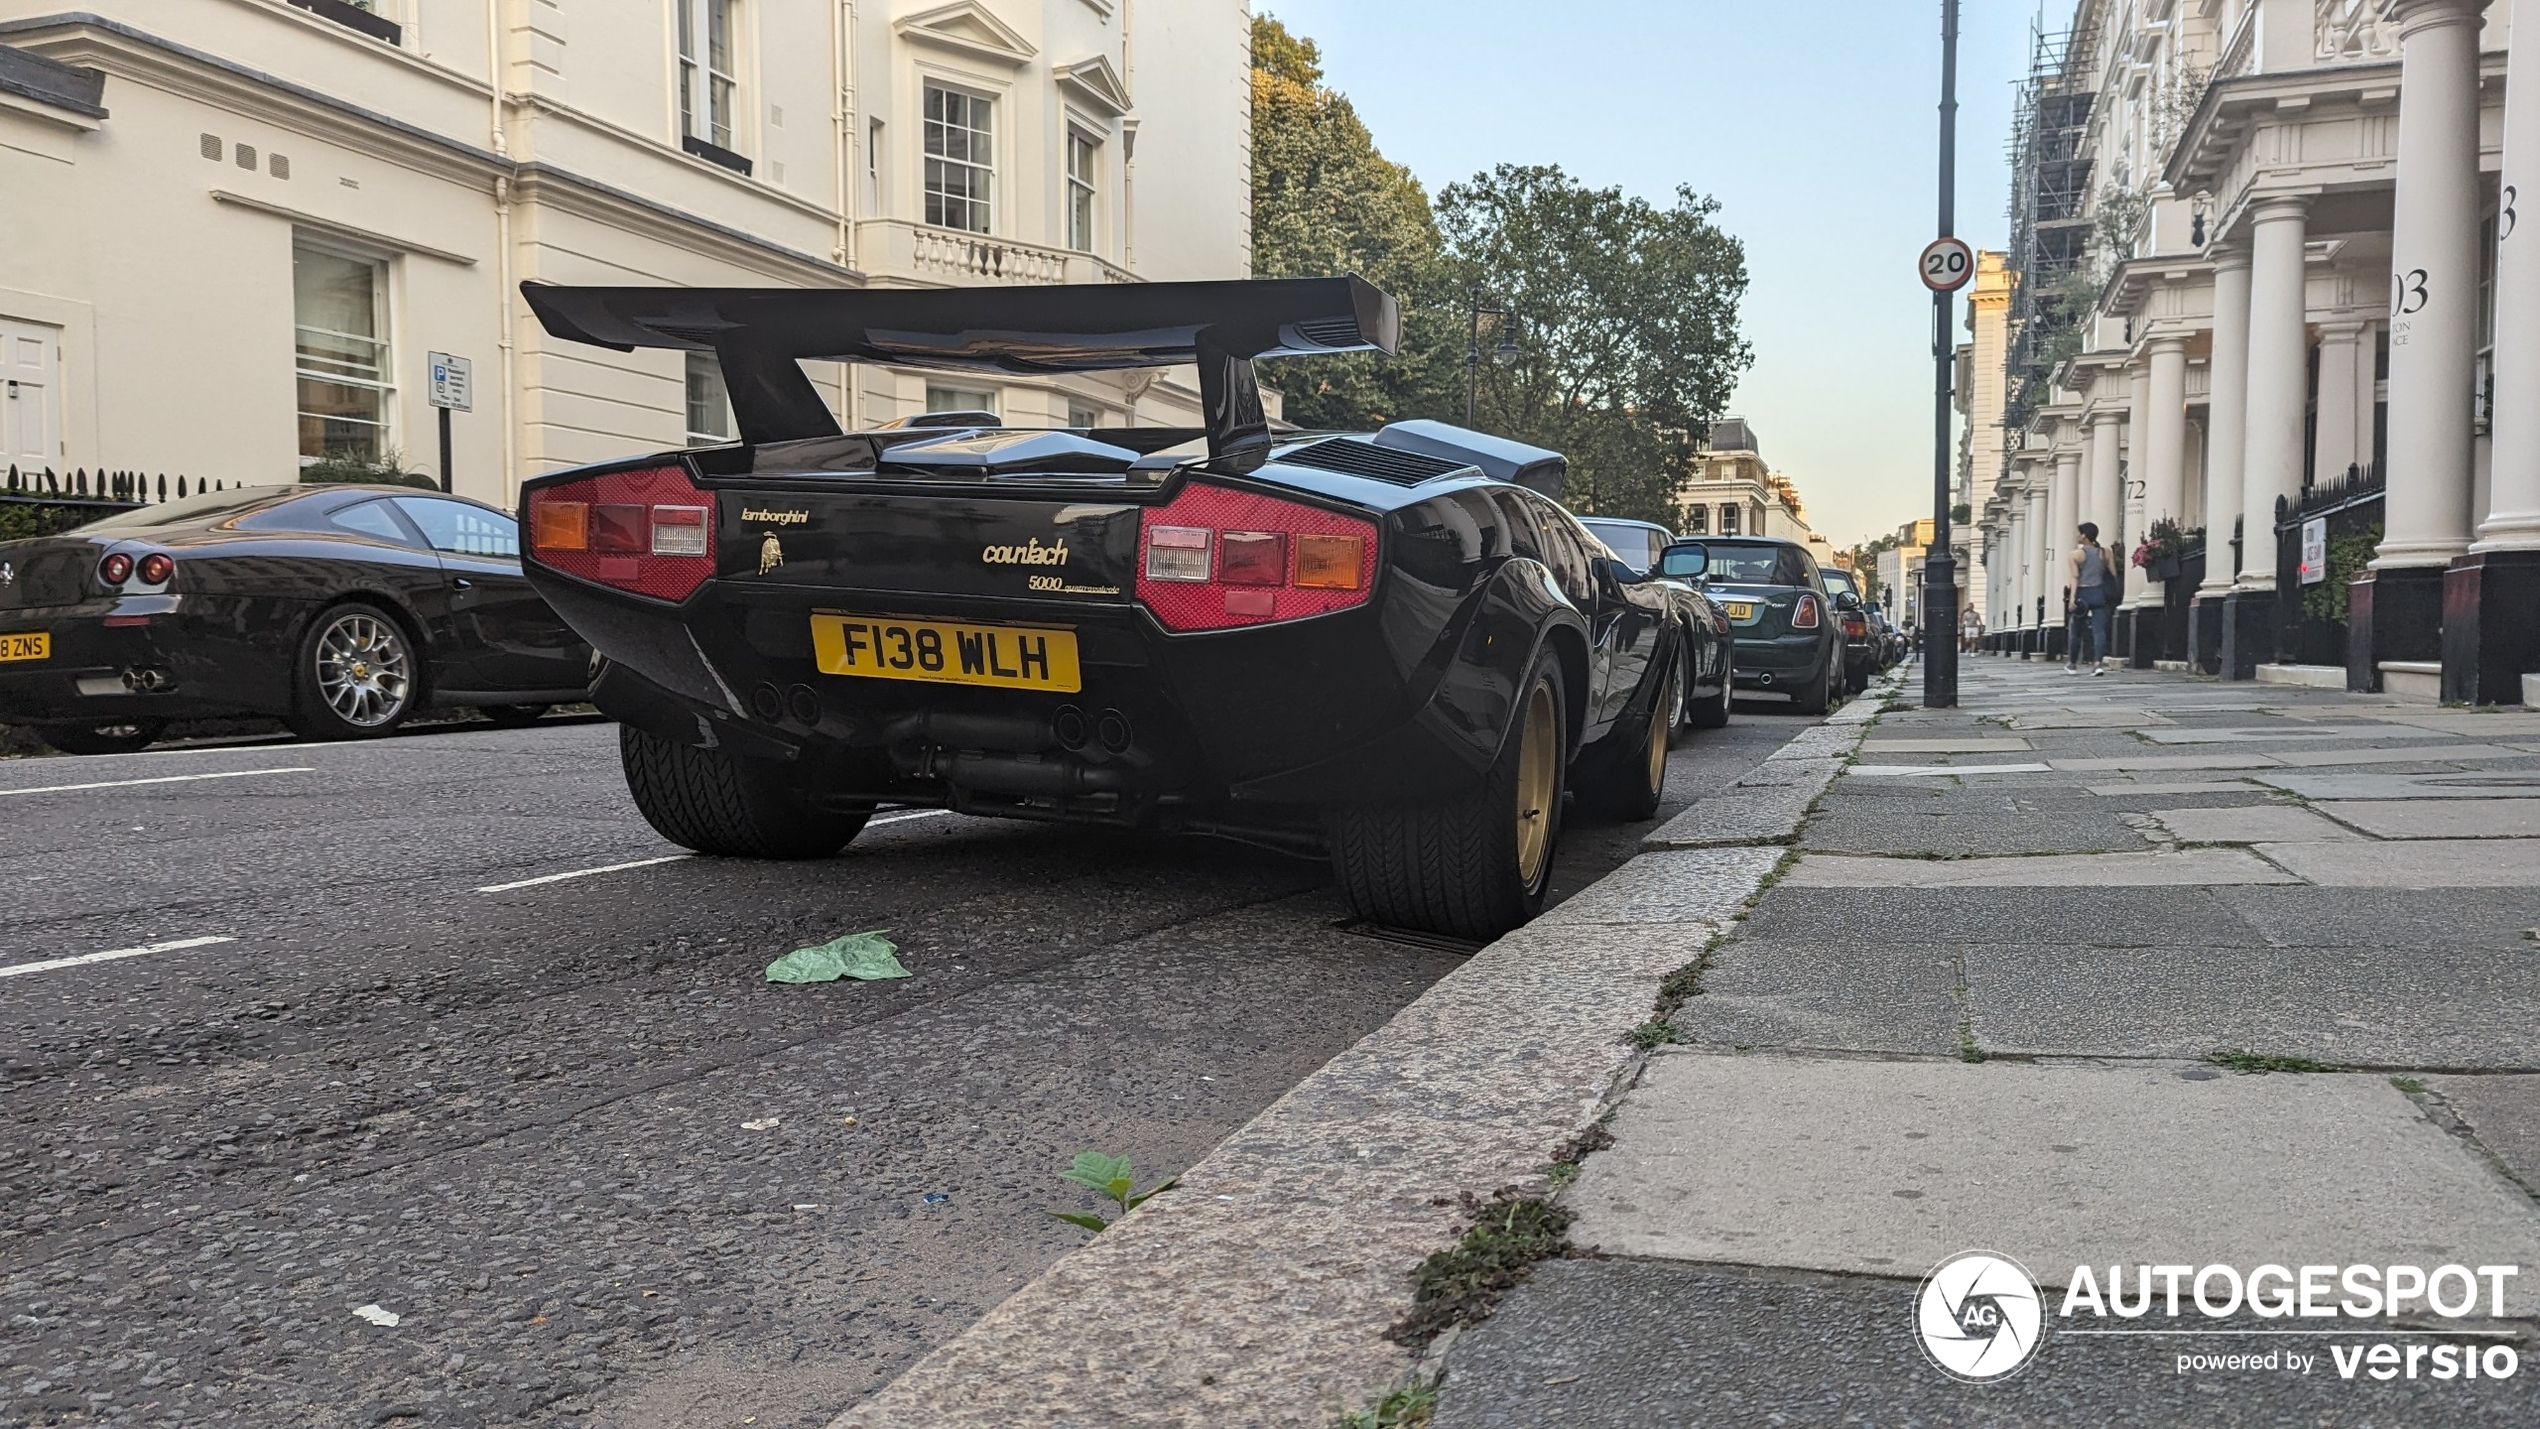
[2001,6,2100,455]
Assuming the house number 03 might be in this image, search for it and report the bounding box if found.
[2392,268,2430,317]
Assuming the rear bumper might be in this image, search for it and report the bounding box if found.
[1729,632,1832,684]
[546,570,1516,822]
[0,598,289,723]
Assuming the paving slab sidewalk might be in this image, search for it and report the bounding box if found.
[819,680,1892,1428]
[1436,658,2540,1427]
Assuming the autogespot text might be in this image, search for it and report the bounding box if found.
[2054,1262,2521,1381]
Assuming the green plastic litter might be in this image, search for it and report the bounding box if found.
[766,931,909,984]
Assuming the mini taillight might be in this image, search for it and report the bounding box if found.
[1135,483,1378,633]
[1218,531,1288,586]
[524,465,717,603]
[98,552,133,585]
[1145,526,1212,582]
[1793,594,1822,629]
[136,553,175,585]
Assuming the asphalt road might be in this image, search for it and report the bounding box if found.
[1,702,1808,1428]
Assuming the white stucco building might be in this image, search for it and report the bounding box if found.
[1674,419,1836,566]
[0,0,1251,504]
[1987,0,2539,703]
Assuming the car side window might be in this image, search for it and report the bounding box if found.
[1523,495,1598,606]
[393,497,520,558]
[1786,551,1821,587]
[330,499,417,545]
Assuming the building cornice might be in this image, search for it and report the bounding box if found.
[515,165,861,287]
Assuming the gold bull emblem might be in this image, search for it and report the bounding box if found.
[758,534,785,575]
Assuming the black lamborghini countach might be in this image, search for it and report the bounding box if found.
[515,276,1731,940]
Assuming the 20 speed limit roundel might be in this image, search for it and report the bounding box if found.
[1920,237,1975,293]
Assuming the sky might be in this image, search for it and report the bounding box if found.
[1254,0,2044,548]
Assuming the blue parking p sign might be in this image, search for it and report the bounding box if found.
[428,352,473,412]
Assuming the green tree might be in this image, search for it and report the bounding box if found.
[1439,165,1753,522]
[1248,16,1458,428]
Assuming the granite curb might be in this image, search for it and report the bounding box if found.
[821,678,1900,1428]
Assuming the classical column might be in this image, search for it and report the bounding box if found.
[2215,198,2309,677]
[2370,0,2489,692]
[2085,409,2122,569]
[2199,243,2252,599]
[2049,442,2082,619]
[2120,362,2152,552]
[2238,197,2310,591]
[2007,488,2032,633]
[2448,5,2540,701]
[2312,320,2367,485]
[2141,339,2190,541]
[2026,477,2050,642]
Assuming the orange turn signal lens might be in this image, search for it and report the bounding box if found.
[1293,533,1366,590]
[533,500,590,552]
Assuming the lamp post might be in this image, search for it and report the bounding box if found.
[1465,284,1520,428]
[1922,0,1964,707]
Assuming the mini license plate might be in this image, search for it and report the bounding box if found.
[1722,602,1755,620]
[0,631,49,663]
[811,614,1081,693]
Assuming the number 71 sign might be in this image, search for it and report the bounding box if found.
[1920,237,1975,293]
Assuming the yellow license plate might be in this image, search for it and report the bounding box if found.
[811,614,1081,693]
[0,631,49,663]
[1723,602,1755,620]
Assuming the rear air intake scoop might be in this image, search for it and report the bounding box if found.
[519,276,1400,466]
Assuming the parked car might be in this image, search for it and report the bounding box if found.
[1657,535,1843,715]
[513,276,1736,941]
[1864,604,1905,668]
[0,484,592,753]
[1817,566,1878,694]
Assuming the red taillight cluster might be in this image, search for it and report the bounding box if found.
[1792,594,1822,630]
[1135,483,1378,632]
[525,465,717,602]
[96,551,175,590]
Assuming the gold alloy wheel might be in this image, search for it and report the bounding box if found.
[1647,660,1679,791]
[1514,680,1558,887]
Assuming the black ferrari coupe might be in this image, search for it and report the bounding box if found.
[0,484,591,753]
[514,275,1732,940]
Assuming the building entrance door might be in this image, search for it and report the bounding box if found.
[0,319,61,474]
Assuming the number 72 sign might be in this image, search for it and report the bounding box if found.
[1920,237,1975,293]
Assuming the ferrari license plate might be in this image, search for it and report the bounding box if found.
[811,614,1081,693]
[0,631,49,663]
[1723,602,1755,620]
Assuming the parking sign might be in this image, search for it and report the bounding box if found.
[428,352,472,412]
[2299,517,2327,584]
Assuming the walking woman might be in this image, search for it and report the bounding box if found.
[2066,522,2117,675]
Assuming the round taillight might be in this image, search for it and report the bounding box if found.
[137,553,175,585]
[98,552,133,585]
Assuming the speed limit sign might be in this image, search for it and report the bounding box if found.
[1919,237,1975,293]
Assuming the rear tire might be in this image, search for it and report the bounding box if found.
[1790,656,1834,716]
[479,704,551,728]
[1577,655,1674,822]
[619,724,869,860]
[1329,649,1567,942]
[34,719,167,756]
[1686,648,1732,730]
[287,603,419,741]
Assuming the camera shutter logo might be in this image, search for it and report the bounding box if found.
[1916,1251,2044,1382]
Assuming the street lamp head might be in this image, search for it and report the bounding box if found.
[1492,322,1522,367]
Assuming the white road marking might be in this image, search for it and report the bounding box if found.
[475,854,691,894]
[0,935,235,979]
[472,812,954,894]
[1845,762,2053,778]
[0,767,315,798]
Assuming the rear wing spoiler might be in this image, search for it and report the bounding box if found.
[519,275,1399,467]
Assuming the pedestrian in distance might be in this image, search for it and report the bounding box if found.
[2066,522,2116,676]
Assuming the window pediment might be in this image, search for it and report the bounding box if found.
[1054,55,1130,118]
[895,1,1037,68]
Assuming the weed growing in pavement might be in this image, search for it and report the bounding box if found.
[2209,1050,2337,1074]
[1332,1379,1438,1429]
[2390,1076,2427,1095]
[1389,1193,1573,1348]
[1624,1019,1681,1051]
[1046,1150,1177,1234]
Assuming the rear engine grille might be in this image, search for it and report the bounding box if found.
[1274,438,1475,487]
